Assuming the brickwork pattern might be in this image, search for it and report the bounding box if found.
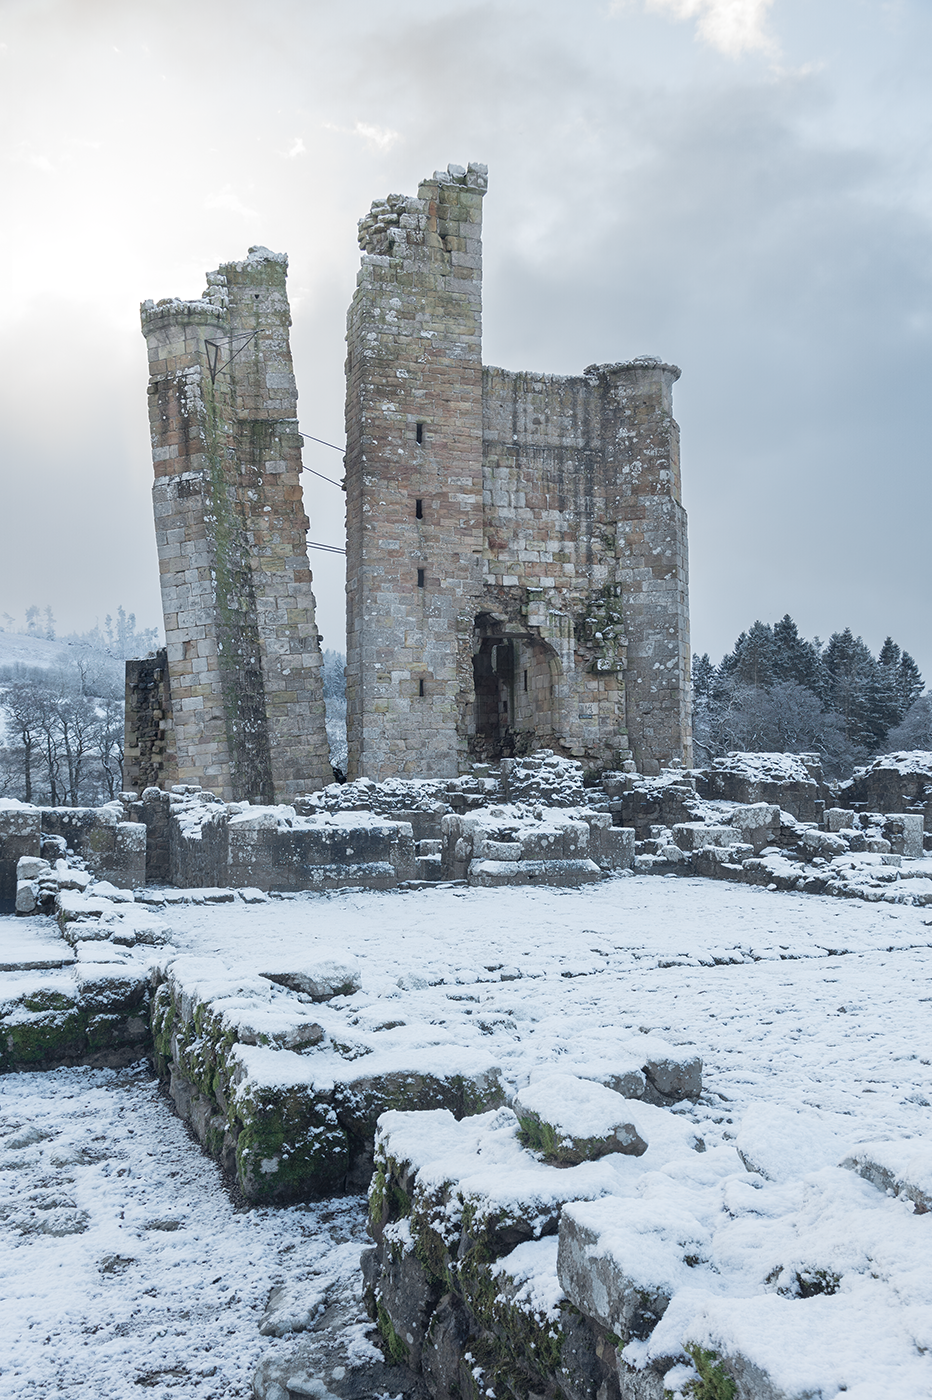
[139,249,330,802]
[345,165,488,779]
[124,649,177,794]
[345,167,691,778]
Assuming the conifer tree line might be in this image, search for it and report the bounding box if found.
[0,607,159,806]
[693,616,930,778]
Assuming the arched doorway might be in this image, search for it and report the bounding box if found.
[471,616,561,761]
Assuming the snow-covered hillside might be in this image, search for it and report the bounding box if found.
[0,633,73,672]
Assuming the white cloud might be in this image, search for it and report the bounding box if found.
[203,185,258,219]
[288,137,306,158]
[637,0,777,58]
[354,121,400,150]
[323,120,401,151]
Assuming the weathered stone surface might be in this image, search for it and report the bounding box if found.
[695,753,823,822]
[839,751,932,832]
[513,1074,648,1164]
[260,1280,330,1338]
[840,1140,932,1213]
[0,966,150,1073]
[442,804,627,886]
[137,248,331,804]
[39,805,146,889]
[345,165,690,781]
[558,1205,670,1342]
[262,960,361,1002]
[0,804,41,912]
[151,958,504,1203]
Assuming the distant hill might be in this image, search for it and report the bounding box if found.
[0,633,75,672]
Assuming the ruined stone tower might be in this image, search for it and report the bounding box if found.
[345,164,691,778]
[130,248,331,802]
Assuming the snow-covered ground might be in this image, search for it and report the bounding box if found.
[2,875,932,1397]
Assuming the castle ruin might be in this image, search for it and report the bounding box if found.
[346,162,691,779]
[127,249,331,803]
[127,164,691,794]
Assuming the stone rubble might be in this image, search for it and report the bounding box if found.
[359,1090,932,1400]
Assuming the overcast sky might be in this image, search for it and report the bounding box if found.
[1,0,930,677]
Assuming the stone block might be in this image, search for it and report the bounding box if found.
[15,880,38,915]
[824,807,857,833]
[671,823,735,852]
[0,805,41,911]
[881,813,925,860]
[841,1140,932,1213]
[468,858,603,888]
[513,1073,648,1164]
[558,1201,670,1341]
[17,856,50,881]
[261,960,361,1001]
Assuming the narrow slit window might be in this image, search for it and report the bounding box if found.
[415,422,424,445]
[415,498,423,519]
[419,678,425,697]
[524,669,528,692]
[417,568,425,588]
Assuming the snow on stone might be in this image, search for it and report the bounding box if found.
[854,749,932,778]
[514,1072,644,1144]
[3,874,932,1394]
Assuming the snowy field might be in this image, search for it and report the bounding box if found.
[2,875,932,1397]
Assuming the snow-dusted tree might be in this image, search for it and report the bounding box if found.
[321,650,347,776]
[693,617,924,777]
[883,696,932,752]
[720,621,776,690]
[771,614,824,694]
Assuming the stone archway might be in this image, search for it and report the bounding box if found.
[470,615,561,762]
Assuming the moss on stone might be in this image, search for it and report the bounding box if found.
[22,989,75,1013]
[678,1346,736,1400]
[5,1010,85,1066]
[376,1301,410,1366]
[234,1081,349,1204]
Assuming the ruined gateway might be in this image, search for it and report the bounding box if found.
[126,164,691,798]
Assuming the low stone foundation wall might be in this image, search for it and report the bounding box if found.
[361,1092,932,1400]
[150,954,505,1203]
[442,807,634,886]
[0,961,150,1073]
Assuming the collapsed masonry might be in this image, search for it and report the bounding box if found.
[127,163,692,799]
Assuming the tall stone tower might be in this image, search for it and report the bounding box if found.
[345,164,488,779]
[135,247,331,802]
[345,165,691,778]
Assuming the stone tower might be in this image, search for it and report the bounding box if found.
[345,165,691,778]
[133,248,331,802]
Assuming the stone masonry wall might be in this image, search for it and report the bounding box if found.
[138,248,331,803]
[123,649,177,795]
[345,165,691,780]
[482,362,690,773]
[345,165,488,780]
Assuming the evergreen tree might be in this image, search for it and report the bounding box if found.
[721,621,775,689]
[694,615,926,774]
[772,614,824,693]
[822,629,878,747]
[692,653,716,698]
[896,651,924,718]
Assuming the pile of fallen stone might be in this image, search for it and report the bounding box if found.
[633,800,932,906]
[441,805,633,886]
